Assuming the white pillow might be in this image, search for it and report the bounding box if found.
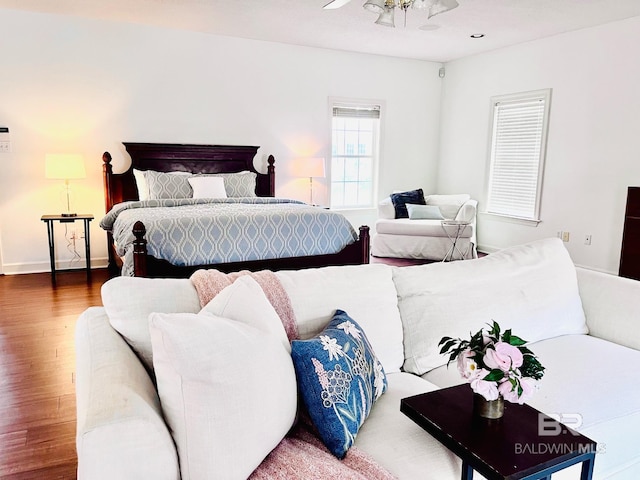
[187,176,227,199]
[149,312,297,480]
[101,277,201,371]
[395,237,588,375]
[406,204,444,220]
[133,169,150,201]
[275,264,404,373]
[200,275,289,352]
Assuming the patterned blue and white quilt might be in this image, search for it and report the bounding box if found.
[100,198,358,276]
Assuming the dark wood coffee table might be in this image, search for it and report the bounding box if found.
[401,385,596,480]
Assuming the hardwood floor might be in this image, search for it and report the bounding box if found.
[0,269,110,479]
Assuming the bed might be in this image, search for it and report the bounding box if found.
[101,142,370,277]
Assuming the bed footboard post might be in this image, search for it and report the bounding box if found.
[267,155,275,197]
[103,152,114,213]
[358,225,370,264]
[132,221,148,277]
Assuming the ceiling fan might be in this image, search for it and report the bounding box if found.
[323,0,459,28]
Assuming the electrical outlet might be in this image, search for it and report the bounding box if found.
[0,141,9,153]
[562,231,570,242]
[584,234,592,246]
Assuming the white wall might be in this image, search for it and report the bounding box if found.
[438,16,640,274]
[0,8,443,274]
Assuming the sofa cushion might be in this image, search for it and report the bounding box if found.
[406,204,445,220]
[395,238,588,375]
[276,264,404,373]
[353,372,462,479]
[101,277,201,371]
[425,194,470,219]
[375,218,473,238]
[291,310,387,458]
[424,334,640,480]
[390,189,426,218]
[150,311,297,480]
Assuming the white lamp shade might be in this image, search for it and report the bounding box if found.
[293,157,325,178]
[45,154,86,180]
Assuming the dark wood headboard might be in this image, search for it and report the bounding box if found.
[102,143,275,213]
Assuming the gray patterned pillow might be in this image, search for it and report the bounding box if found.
[195,171,257,198]
[146,170,194,199]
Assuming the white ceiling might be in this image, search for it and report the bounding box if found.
[1,0,640,62]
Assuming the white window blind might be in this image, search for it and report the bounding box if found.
[330,103,381,209]
[486,89,551,222]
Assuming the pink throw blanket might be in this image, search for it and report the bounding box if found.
[190,269,396,480]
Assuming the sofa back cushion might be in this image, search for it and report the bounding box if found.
[102,277,201,371]
[395,237,588,375]
[276,264,404,373]
[425,194,470,220]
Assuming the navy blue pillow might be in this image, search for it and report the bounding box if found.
[290,310,387,459]
[390,189,426,218]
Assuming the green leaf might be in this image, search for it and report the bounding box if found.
[483,369,504,382]
[508,335,527,346]
[438,336,453,346]
[439,339,457,354]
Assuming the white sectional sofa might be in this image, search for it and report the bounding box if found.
[75,238,640,479]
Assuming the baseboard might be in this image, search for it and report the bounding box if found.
[2,258,109,275]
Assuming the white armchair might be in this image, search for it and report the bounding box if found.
[372,192,478,261]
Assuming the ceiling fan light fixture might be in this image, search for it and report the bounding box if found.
[363,0,386,14]
[360,0,456,27]
[412,0,435,11]
[428,0,459,18]
[375,6,396,27]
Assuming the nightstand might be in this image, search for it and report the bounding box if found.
[41,214,94,284]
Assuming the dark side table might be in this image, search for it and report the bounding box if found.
[401,385,596,480]
[41,214,93,284]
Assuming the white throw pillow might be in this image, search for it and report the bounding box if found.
[133,169,150,201]
[187,176,227,199]
[275,264,404,373]
[200,275,289,352]
[101,277,201,371]
[395,237,588,375]
[406,204,445,220]
[150,312,297,480]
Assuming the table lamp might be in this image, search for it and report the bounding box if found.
[45,153,86,217]
[293,157,325,205]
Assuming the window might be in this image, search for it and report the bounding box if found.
[330,103,381,209]
[486,89,552,223]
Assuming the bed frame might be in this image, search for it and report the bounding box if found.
[103,142,370,277]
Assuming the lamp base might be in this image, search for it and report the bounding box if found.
[61,212,78,217]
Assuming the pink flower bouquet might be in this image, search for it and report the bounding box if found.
[439,321,545,404]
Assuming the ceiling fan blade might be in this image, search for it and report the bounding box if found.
[323,0,353,9]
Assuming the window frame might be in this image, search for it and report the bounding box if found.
[484,88,552,226]
[328,97,383,210]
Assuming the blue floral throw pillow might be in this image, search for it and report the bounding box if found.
[291,309,387,458]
